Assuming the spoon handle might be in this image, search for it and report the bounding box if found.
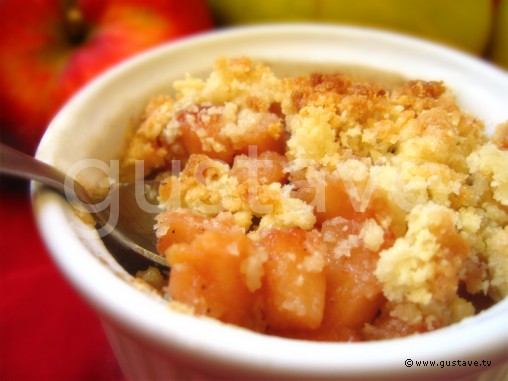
[0,143,67,190]
[0,143,90,203]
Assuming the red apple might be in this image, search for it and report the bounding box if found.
[0,0,213,153]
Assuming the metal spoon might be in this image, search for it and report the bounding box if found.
[0,143,168,270]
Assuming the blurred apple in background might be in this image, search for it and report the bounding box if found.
[0,0,213,154]
[208,0,493,55]
[490,0,508,69]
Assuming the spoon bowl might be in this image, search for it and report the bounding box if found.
[0,143,167,270]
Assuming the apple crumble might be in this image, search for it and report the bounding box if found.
[120,57,507,341]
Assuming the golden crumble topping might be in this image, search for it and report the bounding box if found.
[123,57,507,341]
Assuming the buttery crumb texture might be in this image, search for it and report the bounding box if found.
[121,57,508,341]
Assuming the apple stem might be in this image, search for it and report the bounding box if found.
[61,0,88,45]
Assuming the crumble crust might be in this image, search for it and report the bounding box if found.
[122,57,507,340]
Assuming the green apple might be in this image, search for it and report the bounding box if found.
[208,0,493,55]
[490,0,508,69]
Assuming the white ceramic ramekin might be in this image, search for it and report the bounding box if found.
[34,24,508,380]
